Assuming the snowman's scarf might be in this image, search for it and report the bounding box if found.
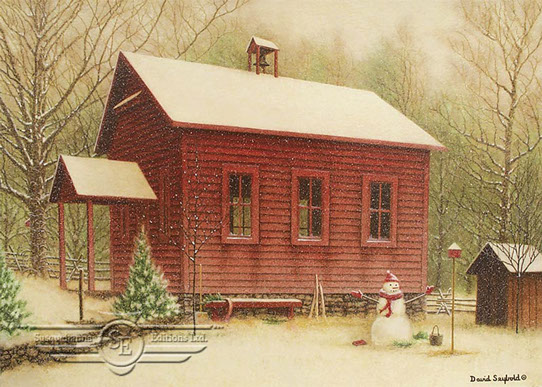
[378,290,404,318]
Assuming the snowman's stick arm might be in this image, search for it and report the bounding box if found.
[351,290,378,303]
[360,294,379,303]
[405,285,434,304]
[404,293,427,304]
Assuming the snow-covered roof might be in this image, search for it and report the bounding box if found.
[97,52,445,153]
[49,155,157,204]
[448,242,461,251]
[246,36,279,52]
[467,242,542,274]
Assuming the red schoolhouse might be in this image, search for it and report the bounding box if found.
[50,39,444,306]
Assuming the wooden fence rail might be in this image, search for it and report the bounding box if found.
[2,251,479,308]
[427,288,476,314]
[2,251,110,281]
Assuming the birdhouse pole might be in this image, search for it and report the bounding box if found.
[448,243,462,353]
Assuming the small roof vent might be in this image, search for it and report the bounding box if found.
[246,36,279,77]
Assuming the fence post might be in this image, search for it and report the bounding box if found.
[79,269,84,321]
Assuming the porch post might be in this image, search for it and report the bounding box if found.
[256,45,260,75]
[274,51,279,78]
[87,200,95,292]
[58,202,67,290]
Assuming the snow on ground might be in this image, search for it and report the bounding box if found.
[2,313,541,387]
[16,276,113,325]
[0,275,113,348]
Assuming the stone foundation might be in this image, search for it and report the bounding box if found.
[178,293,426,319]
[0,332,98,371]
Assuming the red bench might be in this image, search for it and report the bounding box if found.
[204,298,303,321]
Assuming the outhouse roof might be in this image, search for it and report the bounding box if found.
[467,242,542,275]
[49,155,157,204]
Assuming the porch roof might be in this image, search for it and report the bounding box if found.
[49,155,157,204]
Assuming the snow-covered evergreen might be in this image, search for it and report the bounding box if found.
[113,230,179,322]
[0,254,30,336]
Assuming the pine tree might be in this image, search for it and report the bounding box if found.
[0,254,30,336]
[113,230,179,322]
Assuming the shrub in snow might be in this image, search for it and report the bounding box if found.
[0,254,30,336]
[113,230,179,322]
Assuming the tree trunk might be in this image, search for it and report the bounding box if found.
[192,252,197,335]
[28,165,49,276]
[28,200,48,276]
[498,75,517,243]
[499,170,511,242]
[435,256,442,289]
[516,275,521,334]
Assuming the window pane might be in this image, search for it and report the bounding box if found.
[299,177,310,206]
[370,211,379,239]
[312,178,322,207]
[381,212,391,239]
[230,205,241,235]
[312,209,322,237]
[242,205,251,236]
[381,183,391,210]
[370,183,380,209]
[229,174,239,202]
[241,175,252,202]
[299,207,309,236]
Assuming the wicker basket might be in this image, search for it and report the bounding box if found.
[429,325,443,346]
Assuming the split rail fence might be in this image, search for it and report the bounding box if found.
[426,288,476,314]
[2,251,110,282]
[3,251,477,312]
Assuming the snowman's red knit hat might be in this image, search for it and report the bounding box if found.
[384,271,399,283]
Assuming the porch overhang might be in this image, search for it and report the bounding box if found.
[49,155,157,204]
[49,155,156,292]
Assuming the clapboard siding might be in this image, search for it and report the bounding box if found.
[105,61,430,295]
[507,274,542,329]
[180,129,429,294]
[106,63,183,293]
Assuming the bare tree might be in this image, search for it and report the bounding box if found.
[439,0,542,242]
[159,142,223,333]
[53,106,110,281]
[317,35,355,87]
[360,25,426,119]
[490,159,542,333]
[0,192,26,253]
[428,131,465,289]
[154,0,250,61]
[358,27,462,289]
[0,0,166,274]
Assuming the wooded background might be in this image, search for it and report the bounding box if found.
[2,0,542,294]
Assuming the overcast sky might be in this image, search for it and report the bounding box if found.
[239,0,464,79]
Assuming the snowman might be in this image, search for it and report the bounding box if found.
[351,271,434,346]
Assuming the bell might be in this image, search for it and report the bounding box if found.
[254,53,270,69]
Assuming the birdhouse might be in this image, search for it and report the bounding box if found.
[246,36,279,77]
[448,243,462,258]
